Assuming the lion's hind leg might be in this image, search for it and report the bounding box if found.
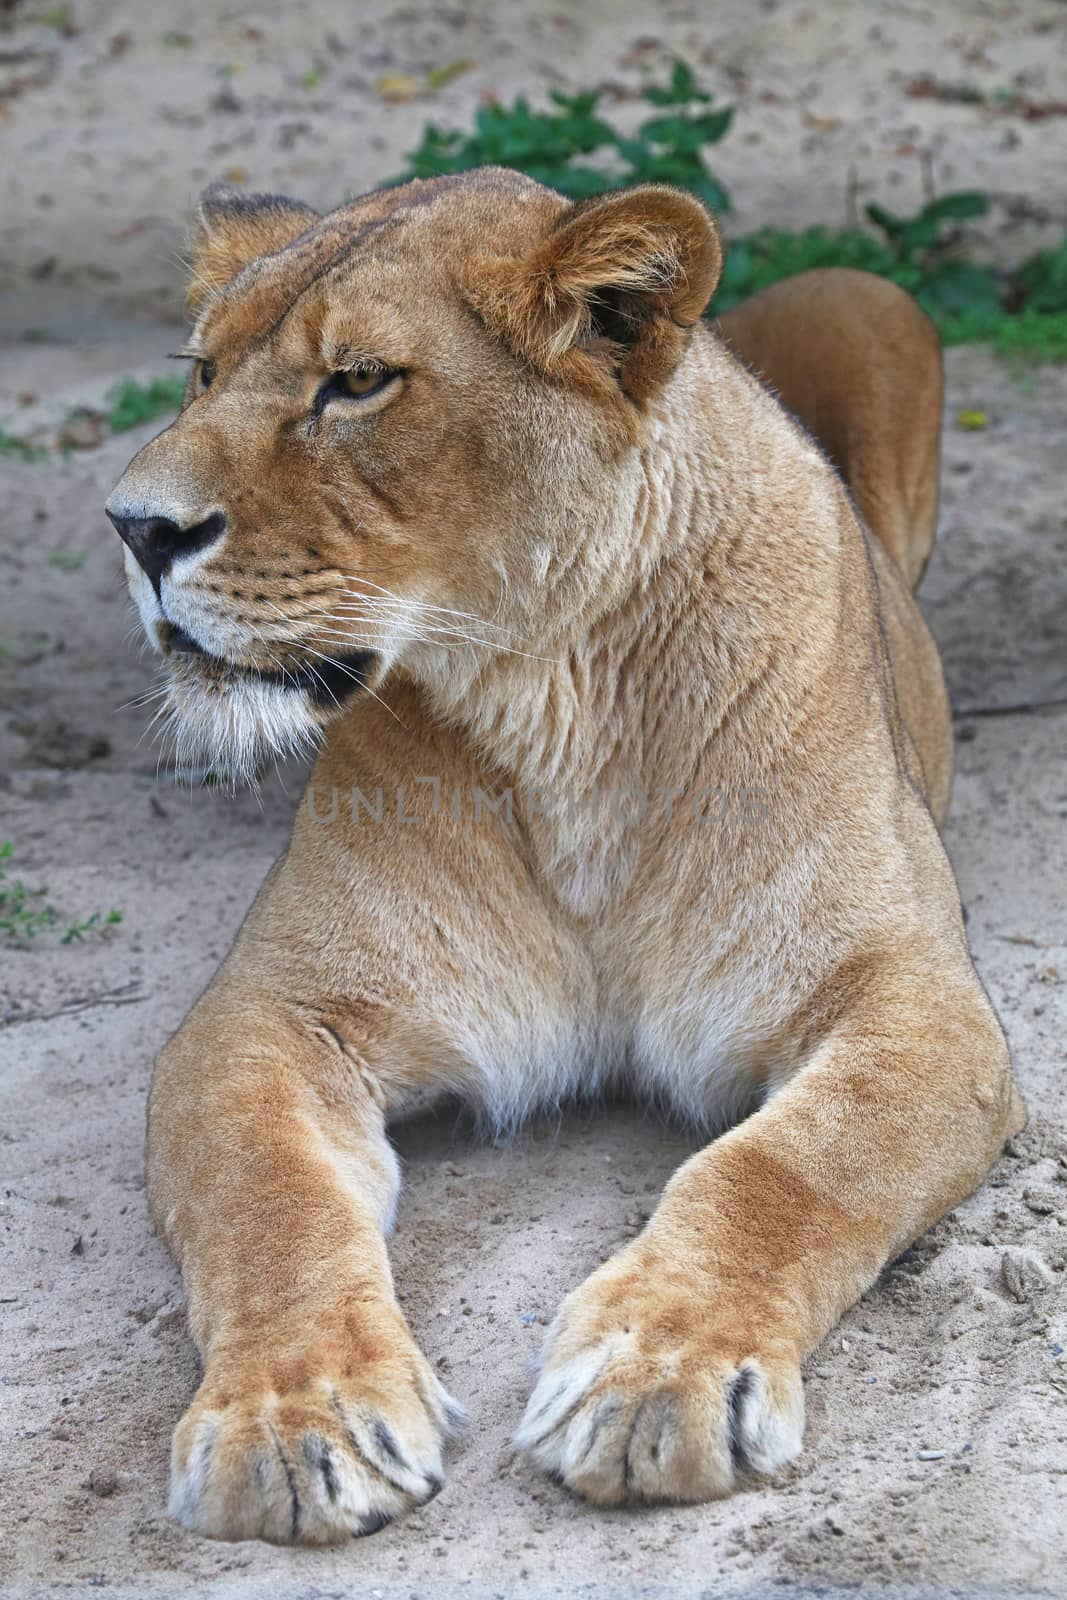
[717,267,943,589]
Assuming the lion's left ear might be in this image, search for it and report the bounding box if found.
[186,185,319,315]
[466,185,721,401]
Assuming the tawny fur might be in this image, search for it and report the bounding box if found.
[106,169,1025,1544]
[718,268,944,588]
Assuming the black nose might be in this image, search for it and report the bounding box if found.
[107,510,226,594]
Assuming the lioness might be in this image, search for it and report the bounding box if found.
[106,169,1025,1544]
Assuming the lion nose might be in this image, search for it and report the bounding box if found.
[107,510,226,595]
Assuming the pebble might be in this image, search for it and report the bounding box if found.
[1023,1187,1059,1218]
[917,1449,946,1460]
[56,411,104,451]
[1001,1247,1052,1303]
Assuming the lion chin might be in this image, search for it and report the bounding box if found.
[160,646,376,787]
[161,666,318,787]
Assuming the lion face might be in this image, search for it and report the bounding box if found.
[106,169,720,780]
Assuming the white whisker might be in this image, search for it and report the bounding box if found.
[333,576,516,634]
[296,639,408,729]
[317,622,559,665]
[116,682,171,714]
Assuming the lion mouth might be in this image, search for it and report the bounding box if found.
[163,625,377,707]
[167,625,209,657]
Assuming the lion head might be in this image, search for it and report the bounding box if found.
[106,168,721,781]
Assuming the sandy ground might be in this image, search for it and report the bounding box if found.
[1,2,1066,1597]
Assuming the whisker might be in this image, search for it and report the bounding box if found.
[317,622,559,666]
[301,658,345,715]
[296,640,407,729]
[333,577,516,635]
[325,592,554,659]
[115,682,171,714]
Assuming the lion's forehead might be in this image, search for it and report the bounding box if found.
[198,170,561,355]
[200,211,409,352]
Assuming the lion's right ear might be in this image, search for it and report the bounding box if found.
[186,186,319,315]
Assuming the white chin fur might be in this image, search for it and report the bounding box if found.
[164,671,321,787]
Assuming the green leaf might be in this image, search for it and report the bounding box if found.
[1014,234,1067,313]
[921,190,989,223]
[671,60,696,100]
[917,261,1001,316]
[644,59,711,106]
[690,173,732,213]
[696,107,733,143]
[865,202,904,240]
[549,89,600,116]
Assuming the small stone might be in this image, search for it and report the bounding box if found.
[56,411,104,451]
[1001,1247,1052,1302]
[917,1449,946,1460]
[88,1469,119,1497]
[210,85,245,113]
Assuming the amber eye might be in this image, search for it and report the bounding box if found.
[315,365,399,416]
[336,365,393,399]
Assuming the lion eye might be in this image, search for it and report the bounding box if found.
[337,365,391,399]
[197,359,216,391]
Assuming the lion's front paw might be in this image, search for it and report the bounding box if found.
[515,1251,803,1505]
[169,1336,464,1544]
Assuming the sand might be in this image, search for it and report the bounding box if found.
[1,2,1065,1596]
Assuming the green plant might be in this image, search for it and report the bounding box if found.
[0,375,188,463]
[937,305,1067,361]
[104,376,187,433]
[713,225,903,313]
[860,191,1001,320]
[864,190,989,262]
[0,843,123,950]
[0,428,48,463]
[1013,235,1067,314]
[400,60,732,210]
[0,842,57,946]
[393,60,1067,362]
[710,225,1067,358]
[61,909,123,944]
